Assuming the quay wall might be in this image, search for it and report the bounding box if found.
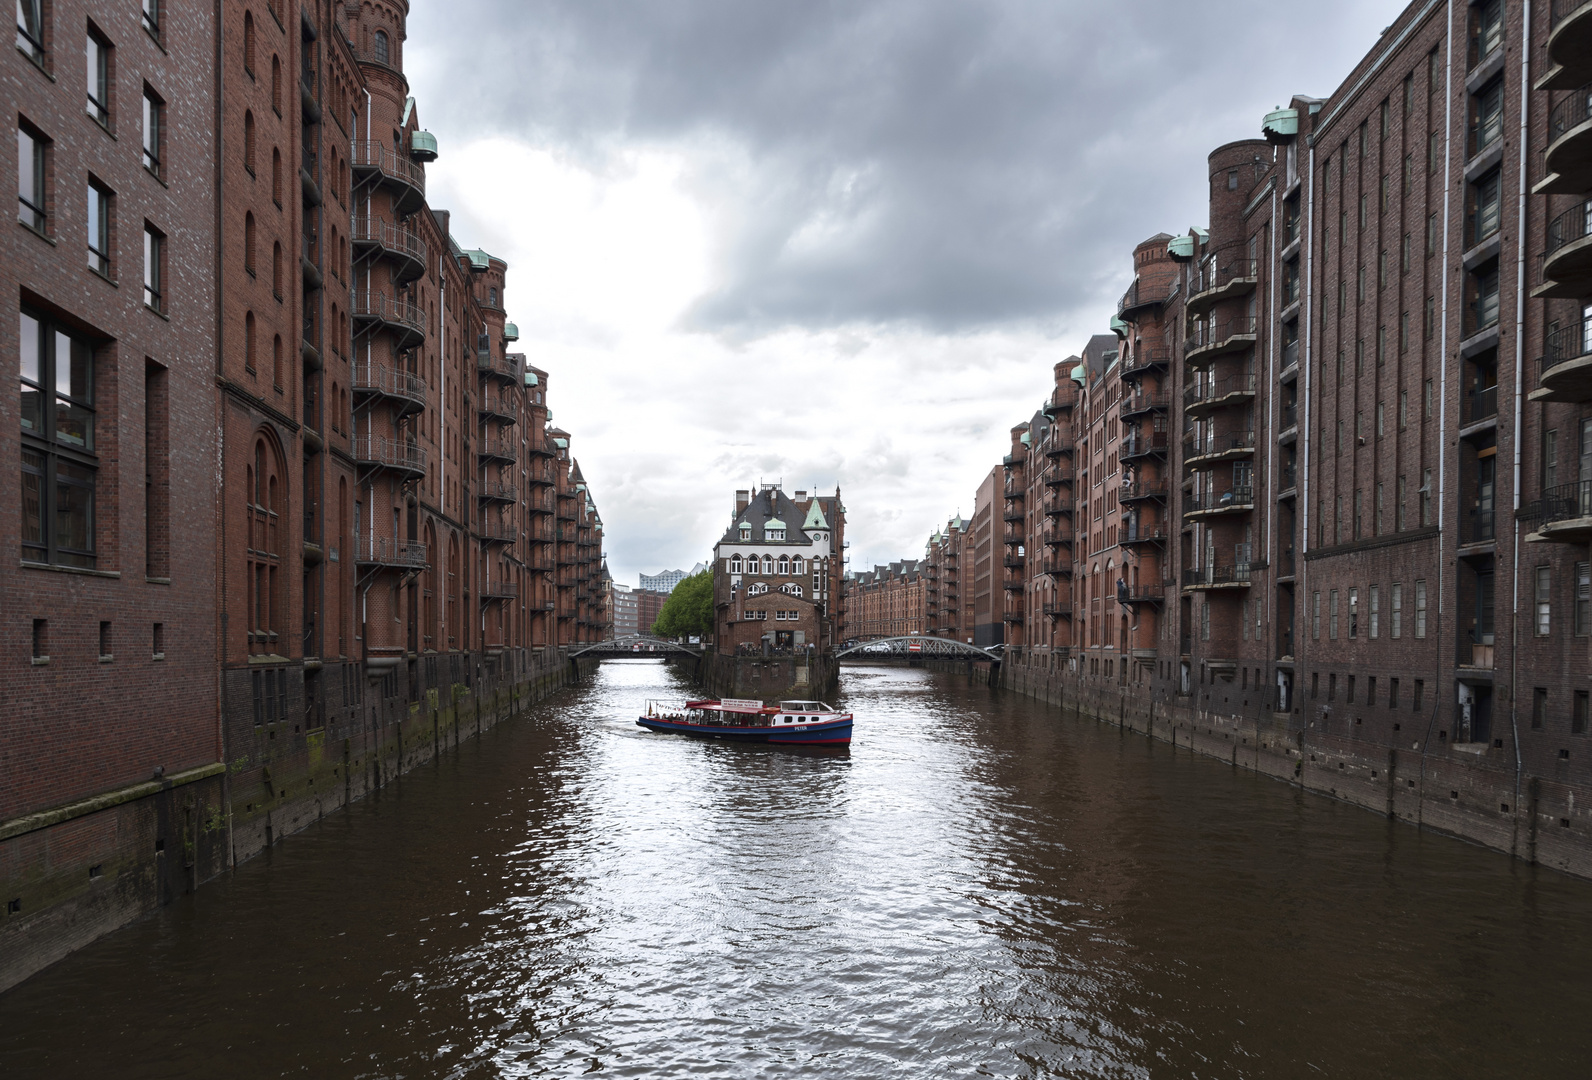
[995,651,1592,881]
[699,652,837,703]
[0,648,594,994]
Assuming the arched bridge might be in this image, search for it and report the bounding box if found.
[568,635,704,659]
[833,636,1001,663]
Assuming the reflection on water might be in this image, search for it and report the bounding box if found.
[3,660,1591,1079]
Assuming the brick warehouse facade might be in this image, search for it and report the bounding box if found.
[714,485,846,654]
[843,560,925,641]
[3,0,608,992]
[979,0,1592,879]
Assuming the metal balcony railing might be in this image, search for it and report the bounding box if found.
[1120,392,1169,418]
[1121,347,1172,379]
[351,434,427,475]
[1003,555,1025,568]
[350,290,426,339]
[350,139,426,199]
[1541,316,1592,377]
[1189,258,1259,298]
[1184,373,1258,408]
[1121,431,1168,458]
[1117,278,1172,316]
[1120,524,1166,544]
[1183,563,1261,588]
[1120,479,1169,501]
[1549,82,1592,142]
[481,580,519,600]
[478,480,518,503]
[1546,201,1591,260]
[1464,385,1499,425]
[1522,480,1592,526]
[1185,316,1258,355]
[351,360,427,408]
[1464,508,1497,544]
[1185,487,1255,513]
[350,215,427,275]
[1042,602,1072,618]
[353,536,427,569]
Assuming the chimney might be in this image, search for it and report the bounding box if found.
[794,490,806,500]
[735,490,750,515]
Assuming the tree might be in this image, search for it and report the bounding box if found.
[652,570,714,639]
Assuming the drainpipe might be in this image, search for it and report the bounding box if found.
[214,0,233,868]
[1508,0,1532,848]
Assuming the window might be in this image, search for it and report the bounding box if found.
[1577,562,1590,636]
[763,555,774,575]
[1533,689,1547,730]
[87,180,111,276]
[1380,98,1389,139]
[1348,675,1357,704]
[1329,674,1338,702]
[1467,264,1500,334]
[1313,591,1321,640]
[244,212,256,274]
[1397,475,1407,530]
[792,557,804,576]
[1330,589,1339,640]
[1391,678,1400,709]
[1424,380,1434,418]
[272,148,282,205]
[1370,585,1380,638]
[730,555,742,574]
[142,0,160,39]
[17,0,44,62]
[246,436,284,654]
[1392,583,1403,638]
[142,88,163,177]
[1470,80,1504,156]
[1544,428,1559,490]
[1414,679,1425,713]
[1420,469,1432,526]
[245,310,256,371]
[271,55,282,114]
[1536,567,1551,636]
[1400,392,1409,431]
[1576,691,1590,736]
[373,29,389,65]
[1467,170,1501,246]
[1415,579,1427,638]
[244,110,256,173]
[143,224,163,312]
[1349,587,1359,638]
[86,29,110,127]
[1471,0,1504,65]
[1200,598,1210,641]
[272,241,283,298]
[20,311,97,568]
[243,11,255,74]
[17,125,47,233]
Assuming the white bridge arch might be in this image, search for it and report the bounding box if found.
[833,637,1001,662]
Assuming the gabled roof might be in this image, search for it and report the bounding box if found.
[721,488,822,546]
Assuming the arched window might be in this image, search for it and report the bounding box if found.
[272,241,283,297]
[243,12,255,74]
[373,29,389,65]
[244,212,256,273]
[244,310,256,371]
[778,556,789,575]
[247,433,284,655]
[271,55,282,113]
[244,110,256,172]
[763,555,774,575]
[744,554,758,576]
[272,335,283,388]
[730,555,742,574]
[791,557,804,576]
[272,148,282,204]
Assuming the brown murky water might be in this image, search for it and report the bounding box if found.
[3,660,1591,1078]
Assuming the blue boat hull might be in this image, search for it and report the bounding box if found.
[636,716,853,745]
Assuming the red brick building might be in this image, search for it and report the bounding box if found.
[844,561,925,641]
[713,485,845,654]
[3,0,607,990]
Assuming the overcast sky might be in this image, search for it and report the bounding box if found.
[406,0,1394,583]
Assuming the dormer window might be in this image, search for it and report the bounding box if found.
[740,527,751,541]
[768,529,785,541]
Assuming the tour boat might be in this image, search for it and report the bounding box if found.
[637,698,853,745]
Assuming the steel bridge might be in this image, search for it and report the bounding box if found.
[567,635,704,659]
[833,636,1001,663]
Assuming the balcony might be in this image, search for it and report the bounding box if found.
[1002,608,1024,622]
[1462,385,1499,428]
[1186,257,1259,316]
[1040,559,1073,579]
[479,395,519,425]
[476,349,519,383]
[1461,508,1496,547]
[1042,602,1072,619]
[1539,2,1592,92]
[1120,524,1167,546]
[1120,347,1171,381]
[1120,392,1169,420]
[478,436,517,464]
[1042,465,1077,488]
[1042,496,1073,518]
[478,480,518,505]
[1043,396,1077,419]
[478,519,517,545]
[1182,563,1261,591]
[1184,316,1257,365]
[1539,201,1592,299]
[351,360,427,419]
[1184,373,1257,416]
[1525,480,1592,544]
[351,290,426,349]
[1535,315,1592,403]
[1184,430,1256,466]
[1538,84,1592,194]
[1117,277,1171,320]
[1003,507,1026,523]
[351,434,427,479]
[1120,479,1169,503]
[481,580,519,601]
[1121,431,1168,462]
[1118,584,1164,606]
[1279,403,1299,438]
[1041,524,1074,548]
[1002,453,1025,467]
[1044,428,1076,457]
[354,536,427,570]
[351,139,426,214]
[1003,555,1025,569]
[350,216,426,284]
[1184,487,1255,519]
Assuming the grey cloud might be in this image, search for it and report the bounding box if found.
[409,0,1390,336]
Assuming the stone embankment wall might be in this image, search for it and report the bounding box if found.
[0,648,594,994]
[996,651,1592,881]
[699,652,837,702]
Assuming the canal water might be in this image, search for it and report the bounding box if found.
[3,661,1591,1079]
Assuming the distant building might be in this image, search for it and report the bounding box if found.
[639,563,706,594]
[845,562,926,640]
[636,589,668,635]
[713,485,846,653]
[923,514,974,643]
[612,582,638,638]
[972,468,1001,648]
